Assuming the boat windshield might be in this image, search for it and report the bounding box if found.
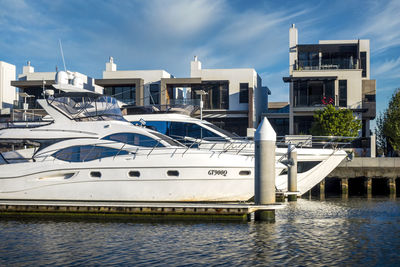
[203,122,238,138]
[47,95,126,121]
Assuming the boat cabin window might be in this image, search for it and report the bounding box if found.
[132,121,220,140]
[102,133,165,147]
[53,145,129,162]
[48,95,126,122]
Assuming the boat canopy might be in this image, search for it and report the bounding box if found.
[47,94,125,122]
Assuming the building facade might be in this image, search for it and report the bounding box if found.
[96,57,172,107]
[269,25,376,137]
[100,57,269,136]
[0,61,17,114]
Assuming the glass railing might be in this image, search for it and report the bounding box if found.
[295,59,358,71]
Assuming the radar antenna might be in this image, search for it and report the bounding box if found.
[58,39,67,72]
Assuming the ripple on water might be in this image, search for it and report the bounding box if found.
[0,198,400,266]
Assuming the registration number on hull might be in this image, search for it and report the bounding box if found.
[208,170,227,176]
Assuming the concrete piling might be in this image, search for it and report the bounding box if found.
[319,179,325,200]
[287,144,298,202]
[254,118,276,222]
[365,177,372,198]
[341,178,348,199]
[388,178,396,198]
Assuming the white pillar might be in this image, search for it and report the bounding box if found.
[254,117,276,205]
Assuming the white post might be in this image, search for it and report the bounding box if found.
[254,118,276,204]
[254,118,276,221]
[287,144,298,201]
[370,134,376,158]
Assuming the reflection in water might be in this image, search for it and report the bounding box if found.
[0,198,400,266]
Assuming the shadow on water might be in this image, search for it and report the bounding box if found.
[1,198,400,266]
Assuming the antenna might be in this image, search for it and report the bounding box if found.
[58,39,67,71]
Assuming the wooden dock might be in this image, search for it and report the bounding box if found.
[0,200,284,222]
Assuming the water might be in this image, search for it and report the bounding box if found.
[1,198,400,266]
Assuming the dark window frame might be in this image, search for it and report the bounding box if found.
[339,80,347,107]
[239,83,249,103]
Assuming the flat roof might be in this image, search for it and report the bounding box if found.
[95,78,143,86]
[283,76,337,83]
[11,80,55,88]
[297,43,358,53]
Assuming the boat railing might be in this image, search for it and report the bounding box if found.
[0,120,53,130]
[21,138,255,164]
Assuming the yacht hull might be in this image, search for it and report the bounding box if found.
[0,153,255,202]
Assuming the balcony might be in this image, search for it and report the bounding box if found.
[294,59,358,71]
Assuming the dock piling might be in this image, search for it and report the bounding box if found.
[254,118,276,222]
[341,178,348,199]
[319,179,325,200]
[287,144,298,202]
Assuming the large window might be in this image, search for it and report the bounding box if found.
[149,84,160,105]
[339,80,347,107]
[239,83,249,103]
[294,116,313,135]
[53,146,129,162]
[293,80,334,107]
[102,133,164,147]
[298,52,319,70]
[104,85,136,105]
[191,81,229,110]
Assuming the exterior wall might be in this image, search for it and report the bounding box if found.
[0,61,16,110]
[292,69,363,109]
[191,63,259,111]
[103,69,172,105]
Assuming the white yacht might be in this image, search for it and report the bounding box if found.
[0,74,258,202]
[125,113,347,195]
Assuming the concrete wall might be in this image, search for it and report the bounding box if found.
[328,157,400,179]
[190,59,260,112]
[0,61,16,109]
[103,65,172,105]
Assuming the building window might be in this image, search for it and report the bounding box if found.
[339,80,347,107]
[150,84,160,105]
[294,116,313,135]
[239,83,249,103]
[360,52,367,78]
[104,85,136,105]
[293,80,334,107]
[191,81,229,110]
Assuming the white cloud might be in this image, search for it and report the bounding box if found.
[372,56,400,79]
[359,0,400,53]
[141,0,226,39]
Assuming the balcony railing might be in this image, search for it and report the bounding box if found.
[294,59,358,71]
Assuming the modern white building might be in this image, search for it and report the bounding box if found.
[0,61,17,113]
[189,56,269,135]
[98,57,269,136]
[267,25,376,137]
[96,57,172,106]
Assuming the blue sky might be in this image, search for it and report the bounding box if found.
[1,0,400,129]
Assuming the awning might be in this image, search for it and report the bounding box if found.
[282,76,337,83]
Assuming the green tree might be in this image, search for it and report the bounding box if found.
[310,104,361,137]
[380,88,400,154]
[375,112,389,156]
